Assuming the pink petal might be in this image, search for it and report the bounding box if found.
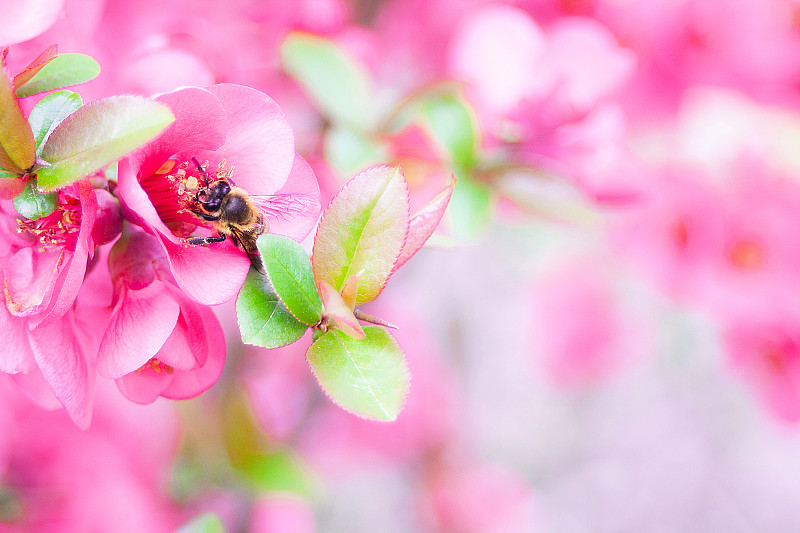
[153,315,197,371]
[395,177,454,269]
[116,368,173,405]
[139,86,227,178]
[117,158,181,244]
[2,246,60,317]
[97,281,180,379]
[31,180,97,328]
[119,48,215,96]
[161,302,225,400]
[448,5,546,114]
[28,312,94,429]
[256,154,321,242]
[540,18,636,112]
[0,302,34,373]
[205,84,295,195]
[159,234,250,305]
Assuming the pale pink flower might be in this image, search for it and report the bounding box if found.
[96,230,226,404]
[118,83,320,305]
[0,181,98,427]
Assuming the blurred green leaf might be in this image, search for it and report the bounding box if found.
[324,126,387,177]
[447,176,493,241]
[422,94,480,170]
[307,326,410,421]
[15,53,100,98]
[238,451,315,496]
[13,178,57,220]
[236,268,308,348]
[257,233,323,326]
[174,513,227,533]
[27,90,82,156]
[0,58,35,173]
[282,32,374,129]
[36,95,174,191]
[312,166,409,305]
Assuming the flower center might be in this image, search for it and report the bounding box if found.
[139,158,235,237]
[729,239,763,270]
[136,358,175,374]
[16,194,81,252]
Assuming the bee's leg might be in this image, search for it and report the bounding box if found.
[190,209,220,222]
[186,233,226,247]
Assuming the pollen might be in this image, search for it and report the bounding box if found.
[16,195,81,252]
[139,158,237,236]
[136,358,175,374]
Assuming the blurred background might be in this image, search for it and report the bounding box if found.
[5,0,800,531]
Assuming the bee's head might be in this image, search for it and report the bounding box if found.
[196,180,231,212]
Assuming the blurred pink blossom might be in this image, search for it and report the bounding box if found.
[418,463,537,533]
[724,316,800,423]
[530,260,646,388]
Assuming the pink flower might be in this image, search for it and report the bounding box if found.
[530,260,647,389]
[0,180,98,427]
[118,83,320,305]
[0,0,64,47]
[419,463,537,533]
[724,315,800,423]
[447,6,639,201]
[96,230,227,404]
[0,376,181,532]
[613,161,800,319]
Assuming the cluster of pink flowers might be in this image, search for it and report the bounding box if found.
[0,79,320,428]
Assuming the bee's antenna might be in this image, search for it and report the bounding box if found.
[191,157,210,188]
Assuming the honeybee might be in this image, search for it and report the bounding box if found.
[186,157,268,272]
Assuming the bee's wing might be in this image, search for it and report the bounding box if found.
[251,192,320,241]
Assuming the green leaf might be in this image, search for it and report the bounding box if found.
[27,90,82,156]
[257,233,323,326]
[312,166,409,306]
[421,94,480,170]
[0,171,25,200]
[13,178,57,220]
[174,513,227,533]
[15,53,100,98]
[12,45,58,89]
[36,95,175,191]
[236,268,308,348]
[307,326,410,421]
[0,59,36,172]
[282,32,374,129]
